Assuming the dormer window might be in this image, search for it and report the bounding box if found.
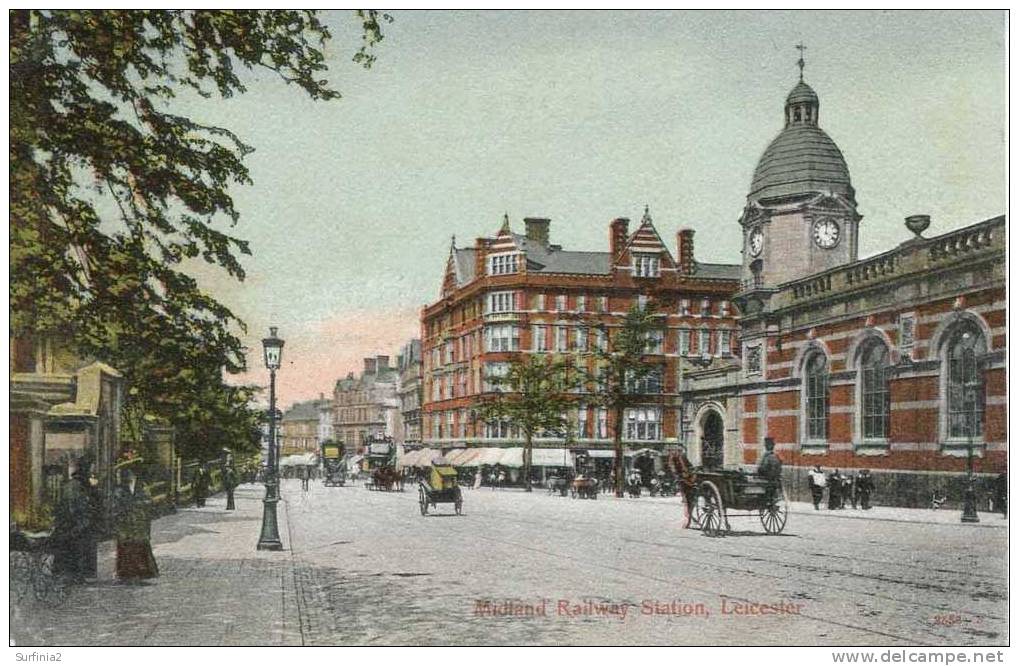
[633,253,660,278]
[487,252,519,276]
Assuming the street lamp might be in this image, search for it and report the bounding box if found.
[257,326,285,550]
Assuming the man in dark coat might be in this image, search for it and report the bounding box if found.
[856,469,875,510]
[222,463,238,510]
[827,469,843,510]
[193,465,209,507]
[51,462,96,583]
[994,472,1007,518]
[757,438,783,504]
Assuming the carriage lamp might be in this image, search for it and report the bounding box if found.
[257,326,285,551]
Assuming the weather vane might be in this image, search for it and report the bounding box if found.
[796,42,807,82]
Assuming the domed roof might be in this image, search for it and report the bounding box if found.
[786,81,818,105]
[748,80,854,203]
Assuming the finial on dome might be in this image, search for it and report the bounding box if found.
[499,212,510,233]
[795,42,807,82]
[642,204,652,224]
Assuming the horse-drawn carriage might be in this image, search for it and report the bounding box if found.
[687,469,788,536]
[419,459,462,515]
[570,475,599,499]
[320,441,346,487]
[363,435,402,491]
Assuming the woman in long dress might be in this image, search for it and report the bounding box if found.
[114,469,159,582]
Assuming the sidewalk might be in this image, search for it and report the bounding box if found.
[10,484,303,647]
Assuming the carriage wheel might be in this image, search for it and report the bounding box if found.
[760,488,789,534]
[699,481,726,537]
[419,488,428,515]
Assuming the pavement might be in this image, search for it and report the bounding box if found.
[10,479,1008,646]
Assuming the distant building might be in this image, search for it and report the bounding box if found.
[333,355,401,454]
[318,397,335,446]
[280,398,327,455]
[398,339,423,446]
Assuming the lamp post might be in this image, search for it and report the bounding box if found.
[257,327,285,550]
[960,345,980,524]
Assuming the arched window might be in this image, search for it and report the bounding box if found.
[804,352,829,442]
[946,324,986,439]
[860,341,891,440]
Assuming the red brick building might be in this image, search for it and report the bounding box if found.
[421,210,741,459]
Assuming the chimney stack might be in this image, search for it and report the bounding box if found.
[363,357,377,375]
[524,217,551,247]
[677,228,695,275]
[610,218,630,258]
[376,355,390,371]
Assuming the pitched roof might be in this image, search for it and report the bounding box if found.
[282,399,327,422]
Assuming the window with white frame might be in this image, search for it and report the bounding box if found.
[625,407,662,441]
[859,341,891,440]
[484,325,519,352]
[444,341,454,364]
[484,362,510,392]
[626,367,662,394]
[576,405,588,439]
[679,298,691,316]
[534,293,546,310]
[487,253,519,275]
[431,380,440,402]
[633,254,660,277]
[804,352,829,442]
[444,374,453,397]
[718,329,732,356]
[719,300,731,317]
[446,411,454,438]
[596,408,608,438]
[701,298,712,316]
[645,329,664,354]
[594,328,607,352]
[679,329,691,355]
[486,291,516,314]
[599,296,609,312]
[556,294,567,311]
[574,327,588,352]
[946,323,986,440]
[637,294,649,310]
[533,325,548,352]
[698,329,711,355]
[459,409,468,437]
[576,295,586,312]
[555,326,569,352]
[432,416,440,439]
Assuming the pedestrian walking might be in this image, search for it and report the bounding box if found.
[113,469,159,583]
[223,462,238,510]
[856,469,875,510]
[300,465,310,491]
[827,469,842,510]
[808,465,826,510]
[193,465,209,508]
[848,472,858,509]
[757,438,783,504]
[994,472,1007,518]
[51,459,97,584]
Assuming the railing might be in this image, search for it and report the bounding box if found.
[791,274,832,300]
[846,254,897,286]
[929,226,995,261]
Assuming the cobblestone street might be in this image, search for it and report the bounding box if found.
[11,479,1007,646]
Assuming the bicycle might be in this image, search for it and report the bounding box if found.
[10,532,69,604]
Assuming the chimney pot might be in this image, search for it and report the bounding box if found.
[364,357,377,375]
[376,355,390,370]
[677,228,696,275]
[524,217,551,247]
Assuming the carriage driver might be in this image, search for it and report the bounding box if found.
[757,437,783,504]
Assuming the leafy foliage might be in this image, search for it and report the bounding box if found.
[10,10,389,460]
[475,355,574,491]
[577,302,663,496]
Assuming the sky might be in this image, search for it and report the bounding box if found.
[174,10,1007,408]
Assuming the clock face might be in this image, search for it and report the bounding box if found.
[813,218,841,249]
[748,227,763,257]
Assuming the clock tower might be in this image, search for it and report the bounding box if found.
[738,71,861,293]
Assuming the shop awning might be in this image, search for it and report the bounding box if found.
[443,449,467,465]
[530,448,574,467]
[586,450,616,459]
[456,449,484,467]
[498,447,524,468]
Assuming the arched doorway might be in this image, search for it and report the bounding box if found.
[701,411,724,470]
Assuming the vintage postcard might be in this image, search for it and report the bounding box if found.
[8,8,1009,657]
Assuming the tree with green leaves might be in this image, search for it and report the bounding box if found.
[582,302,664,498]
[474,355,574,492]
[10,10,389,461]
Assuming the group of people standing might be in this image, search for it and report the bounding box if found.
[51,456,242,587]
[51,460,159,585]
[807,465,875,511]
